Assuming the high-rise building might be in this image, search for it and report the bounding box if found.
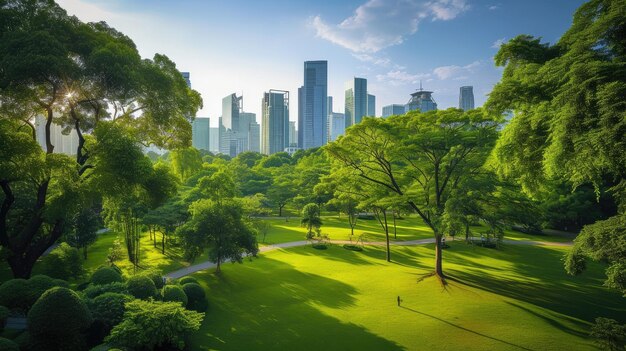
[249,120,260,153]
[382,104,406,117]
[181,72,191,87]
[406,85,437,112]
[329,112,345,142]
[220,93,243,156]
[289,121,297,147]
[344,77,367,129]
[35,115,78,155]
[367,94,375,117]
[261,90,289,155]
[192,117,210,151]
[299,61,327,149]
[238,112,258,153]
[209,127,219,153]
[459,86,475,111]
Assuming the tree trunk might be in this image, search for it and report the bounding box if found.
[215,258,221,274]
[465,222,470,242]
[162,231,166,254]
[278,204,283,217]
[83,246,88,260]
[435,234,444,279]
[384,210,390,262]
[393,211,397,240]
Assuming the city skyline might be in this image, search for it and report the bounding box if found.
[56,0,585,127]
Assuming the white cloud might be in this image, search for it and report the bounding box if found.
[488,5,499,10]
[491,38,506,49]
[352,53,392,67]
[376,70,431,86]
[433,60,480,80]
[311,0,469,53]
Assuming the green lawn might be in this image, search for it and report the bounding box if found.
[188,243,623,351]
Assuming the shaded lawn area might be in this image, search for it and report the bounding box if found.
[189,242,623,351]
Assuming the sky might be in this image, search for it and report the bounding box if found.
[56,0,586,127]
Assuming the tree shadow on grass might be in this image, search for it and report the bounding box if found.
[398,306,534,350]
[190,256,405,351]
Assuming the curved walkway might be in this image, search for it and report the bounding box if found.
[165,238,572,279]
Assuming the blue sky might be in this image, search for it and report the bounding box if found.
[57,0,586,127]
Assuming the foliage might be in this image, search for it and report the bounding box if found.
[565,214,626,295]
[162,285,188,306]
[27,274,67,306]
[126,275,157,300]
[301,203,322,240]
[169,147,202,182]
[0,337,19,351]
[182,283,207,312]
[0,276,66,311]
[0,305,9,323]
[105,300,204,350]
[177,199,258,273]
[87,292,132,330]
[91,267,123,285]
[39,242,84,280]
[140,268,165,289]
[590,317,626,351]
[266,165,297,216]
[27,287,93,351]
[82,282,128,299]
[177,276,199,286]
[65,207,100,259]
[107,237,124,267]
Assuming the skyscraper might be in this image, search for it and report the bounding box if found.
[239,112,258,153]
[289,121,297,147]
[192,117,210,151]
[382,104,406,117]
[344,77,367,129]
[329,112,345,142]
[367,94,375,117]
[220,93,243,156]
[209,127,219,153]
[406,85,437,112]
[299,61,327,149]
[262,90,289,155]
[181,72,191,87]
[459,86,475,111]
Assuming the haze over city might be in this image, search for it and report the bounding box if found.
[57,0,584,126]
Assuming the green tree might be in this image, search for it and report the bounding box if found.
[267,165,297,216]
[327,110,499,280]
[177,199,258,273]
[0,1,201,278]
[169,147,203,182]
[66,207,100,259]
[301,203,322,240]
[485,0,626,291]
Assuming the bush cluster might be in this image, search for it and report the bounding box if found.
[83,282,128,299]
[87,292,132,329]
[39,243,84,280]
[0,337,19,351]
[0,275,66,312]
[177,276,199,286]
[126,275,157,300]
[90,267,123,285]
[162,285,188,306]
[181,283,207,312]
[140,269,165,289]
[343,244,363,252]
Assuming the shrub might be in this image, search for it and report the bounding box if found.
[162,285,188,306]
[0,337,19,351]
[343,244,363,252]
[140,269,165,289]
[28,275,67,305]
[106,300,204,350]
[0,279,31,311]
[177,276,199,286]
[590,317,626,351]
[83,282,128,299]
[39,243,84,280]
[126,275,157,300]
[13,331,33,350]
[181,283,207,312]
[0,305,9,330]
[27,287,93,351]
[87,293,132,330]
[312,243,328,250]
[91,267,123,285]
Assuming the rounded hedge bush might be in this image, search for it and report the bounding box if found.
[0,337,19,351]
[162,285,188,306]
[343,244,363,252]
[177,276,199,286]
[126,275,157,300]
[91,267,123,285]
[87,292,131,329]
[181,283,207,312]
[83,282,128,299]
[140,269,164,289]
[0,279,31,311]
[28,275,67,305]
[27,287,92,349]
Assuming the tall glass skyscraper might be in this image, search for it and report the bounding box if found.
[382,104,406,117]
[192,117,210,151]
[220,93,243,156]
[345,77,367,129]
[299,61,327,149]
[459,86,475,111]
[262,90,289,155]
[367,94,375,117]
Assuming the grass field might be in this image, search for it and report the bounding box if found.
[188,243,624,351]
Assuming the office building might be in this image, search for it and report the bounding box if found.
[289,121,297,147]
[367,94,375,117]
[406,84,437,112]
[299,61,328,149]
[344,77,367,128]
[181,72,191,88]
[220,93,243,156]
[329,112,345,142]
[248,119,260,153]
[262,90,289,155]
[459,86,475,111]
[382,104,406,117]
[192,117,210,151]
[209,127,219,153]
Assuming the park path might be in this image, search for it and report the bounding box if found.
[164,237,572,279]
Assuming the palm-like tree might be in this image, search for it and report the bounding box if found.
[301,203,322,240]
